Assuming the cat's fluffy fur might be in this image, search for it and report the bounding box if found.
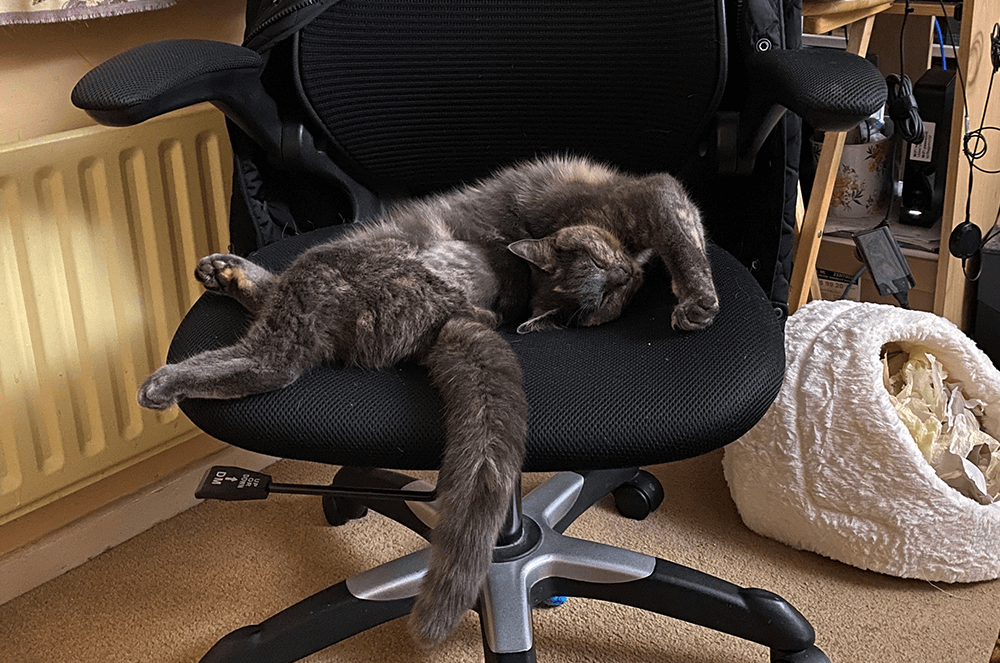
[137,155,718,645]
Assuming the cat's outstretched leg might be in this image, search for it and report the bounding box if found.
[137,343,307,409]
[666,252,719,331]
[654,184,720,331]
[195,253,275,313]
[137,321,317,410]
[410,317,528,645]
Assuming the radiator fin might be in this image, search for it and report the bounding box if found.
[0,107,232,524]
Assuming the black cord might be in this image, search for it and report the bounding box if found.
[900,0,911,77]
[839,265,868,300]
[962,251,984,280]
[887,1,926,144]
[837,261,911,310]
[936,11,999,177]
[935,4,1000,282]
[887,74,926,144]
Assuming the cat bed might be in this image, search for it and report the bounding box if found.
[723,300,1000,582]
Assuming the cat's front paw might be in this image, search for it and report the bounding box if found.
[137,366,185,410]
[671,294,719,331]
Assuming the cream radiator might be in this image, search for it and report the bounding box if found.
[0,107,232,526]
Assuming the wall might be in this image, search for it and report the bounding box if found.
[0,0,249,569]
[0,0,247,146]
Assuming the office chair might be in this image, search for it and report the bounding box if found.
[72,1,886,661]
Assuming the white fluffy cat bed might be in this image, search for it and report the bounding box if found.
[723,300,1000,582]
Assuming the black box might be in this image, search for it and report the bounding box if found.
[900,68,956,227]
[975,236,1000,367]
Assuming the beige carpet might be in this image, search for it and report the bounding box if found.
[2,450,999,663]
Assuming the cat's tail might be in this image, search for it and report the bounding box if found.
[410,316,528,645]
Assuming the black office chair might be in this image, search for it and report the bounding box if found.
[72,2,886,661]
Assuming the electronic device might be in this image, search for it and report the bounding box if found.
[975,235,1000,367]
[900,67,957,227]
[852,225,915,307]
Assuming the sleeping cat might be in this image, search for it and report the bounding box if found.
[136,154,718,645]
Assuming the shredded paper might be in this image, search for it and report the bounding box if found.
[883,345,1000,505]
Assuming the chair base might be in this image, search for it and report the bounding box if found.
[198,468,829,663]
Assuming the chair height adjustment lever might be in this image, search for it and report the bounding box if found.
[195,466,437,502]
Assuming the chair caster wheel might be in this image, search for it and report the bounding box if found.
[322,495,368,526]
[613,470,664,520]
[771,645,831,663]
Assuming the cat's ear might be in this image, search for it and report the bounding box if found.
[516,309,561,334]
[508,238,556,272]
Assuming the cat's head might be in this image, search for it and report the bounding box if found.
[509,225,651,334]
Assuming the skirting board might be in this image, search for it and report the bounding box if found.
[0,446,275,606]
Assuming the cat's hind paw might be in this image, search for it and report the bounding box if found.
[671,294,719,331]
[137,367,184,410]
[195,254,257,297]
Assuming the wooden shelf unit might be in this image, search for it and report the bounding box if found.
[795,0,1000,330]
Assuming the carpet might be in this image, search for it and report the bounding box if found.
[1,450,998,662]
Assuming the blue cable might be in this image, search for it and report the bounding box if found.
[934,18,947,70]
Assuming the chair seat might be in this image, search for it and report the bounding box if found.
[170,225,784,472]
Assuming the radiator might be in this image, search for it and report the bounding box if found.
[0,107,232,525]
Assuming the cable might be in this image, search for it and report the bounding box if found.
[887,73,925,144]
[935,9,998,179]
[935,3,1000,281]
[887,1,925,144]
[839,265,868,300]
[934,18,947,70]
[893,289,911,310]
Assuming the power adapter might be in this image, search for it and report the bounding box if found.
[852,226,916,307]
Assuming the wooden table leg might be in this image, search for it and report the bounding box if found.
[789,14,878,313]
[794,183,823,301]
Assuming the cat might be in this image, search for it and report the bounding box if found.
[136,154,719,645]
[510,224,655,333]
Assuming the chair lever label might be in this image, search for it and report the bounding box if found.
[195,466,272,501]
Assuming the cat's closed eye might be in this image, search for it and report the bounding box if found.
[587,254,608,270]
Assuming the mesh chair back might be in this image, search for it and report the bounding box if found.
[230,0,801,313]
[292,0,726,194]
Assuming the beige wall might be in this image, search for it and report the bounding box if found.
[0,0,247,146]
[0,0,246,569]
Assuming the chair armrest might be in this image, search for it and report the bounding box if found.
[72,40,283,159]
[72,40,263,125]
[722,47,887,174]
[72,38,383,222]
[748,47,887,132]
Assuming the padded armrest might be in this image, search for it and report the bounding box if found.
[749,47,887,132]
[72,40,264,126]
[72,38,382,222]
[73,39,287,162]
[722,46,887,173]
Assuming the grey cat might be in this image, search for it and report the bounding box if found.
[136,155,718,644]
